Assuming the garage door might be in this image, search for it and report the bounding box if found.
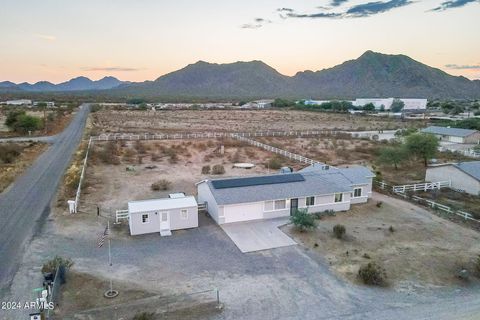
[223,202,263,223]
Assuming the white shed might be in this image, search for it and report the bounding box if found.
[128,196,198,236]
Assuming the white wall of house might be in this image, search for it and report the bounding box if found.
[129,206,198,236]
[197,182,221,223]
[465,132,480,144]
[426,166,480,196]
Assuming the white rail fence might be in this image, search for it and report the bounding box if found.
[68,137,93,214]
[231,134,326,166]
[91,130,346,141]
[411,195,480,223]
[115,209,129,223]
[374,180,479,223]
[392,181,451,193]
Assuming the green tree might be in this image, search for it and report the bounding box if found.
[290,208,317,232]
[390,99,405,113]
[363,103,375,112]
[13,114,42,133]
[5,110,26,128]
[272,98,295,108]
[405,133,439,167]
[377,146,407,170]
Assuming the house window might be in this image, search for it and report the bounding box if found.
[264,201,274,211]
[334,193,343,203]
[274,199,286,210]
[180,209,188,220]
[141,214,149,223]
[353,188,362,198]
[306,196,315,206]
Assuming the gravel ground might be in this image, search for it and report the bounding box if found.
[3,209,480,320]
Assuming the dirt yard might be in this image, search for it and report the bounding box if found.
[55,271,221,319]
[283,193,480,289]
[56,138,299,230]
[92,109,413,134]
[0,108,74,137]
[0,142,47,192]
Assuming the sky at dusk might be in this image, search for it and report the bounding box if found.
[1,0,479,83]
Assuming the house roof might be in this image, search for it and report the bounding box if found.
[128,196,197,214]
[454,161,480,181]
[421,126,478,137]
[202,165,373,206]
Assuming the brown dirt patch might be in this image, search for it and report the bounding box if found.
[283,192,480,288]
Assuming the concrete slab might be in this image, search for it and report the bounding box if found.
[220,218,296,253]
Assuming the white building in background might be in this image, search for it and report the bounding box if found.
[5,99,32,106]
[352,98,427,110]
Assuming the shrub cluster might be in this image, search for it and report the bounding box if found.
[151,179,172,191]
[41,256,74,276]
[0,143,22,164]
[358,262,387,286]
[290,209,317,232]
[212,164,225,175]
[201,165,211,174]
[333,224,346,239]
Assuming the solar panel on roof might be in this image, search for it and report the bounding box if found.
[211,173,305,189]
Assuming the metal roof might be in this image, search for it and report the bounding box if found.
[454,161,480,181]
[128,196,197,214]
[421,126,478,137]
[211,173,304,189]
[202,165,373,206]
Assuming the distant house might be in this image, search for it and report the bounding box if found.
[5,99,32,106]
[352,98,427,110]
[197,165,374,225]
[426,161,480,195]
[128,194,198,236]
[421,126,480,144]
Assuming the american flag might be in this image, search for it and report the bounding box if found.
[97,225,110,248]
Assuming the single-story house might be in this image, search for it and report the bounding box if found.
[421,126,480,144]
[426,161,480,196]
[196,165,374,225]
[128,194,198,236]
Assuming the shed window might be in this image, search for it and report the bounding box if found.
[334,193,343,203]
[274,200,286,210]
[180,209,188,220]
[306,196,315,206]
[353,188,362,198]
[141,214,149,223]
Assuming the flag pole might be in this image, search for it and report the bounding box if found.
[107,219,113,294]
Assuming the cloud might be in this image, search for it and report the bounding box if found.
[445,64,480,70]
[240,17,272,29]
[346,0,413,17]
[82,66,140,72]
[277,8,294,12]
[279,0,413,19]
[330,0,349,6]
[431,0,479,11]
[35,34,56,41]
[286,11,342,18]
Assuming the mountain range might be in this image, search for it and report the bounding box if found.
[0,76,125,92]
[1,51,479,99]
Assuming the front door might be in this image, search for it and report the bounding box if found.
[290,198,298,215]
[160,211,170,230]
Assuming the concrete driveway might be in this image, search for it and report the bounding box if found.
[220,218,296,253]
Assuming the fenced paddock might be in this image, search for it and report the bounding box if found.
[374,180,478,224]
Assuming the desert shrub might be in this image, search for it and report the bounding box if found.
[333,224,346,239]
[134,141,146,154]
[267,157,282,170]
[41,256,74,275]
[132,312,155,320]
[151,179,171,191]
[64,164,81,191]
[0,143,22,164]
[98,142,121,165]
[358,262,387,286]
[290,209,317,232]
[389,226,395,233]
[201,165,211,174]
[376,201,383,208]
[212,164,225,175]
